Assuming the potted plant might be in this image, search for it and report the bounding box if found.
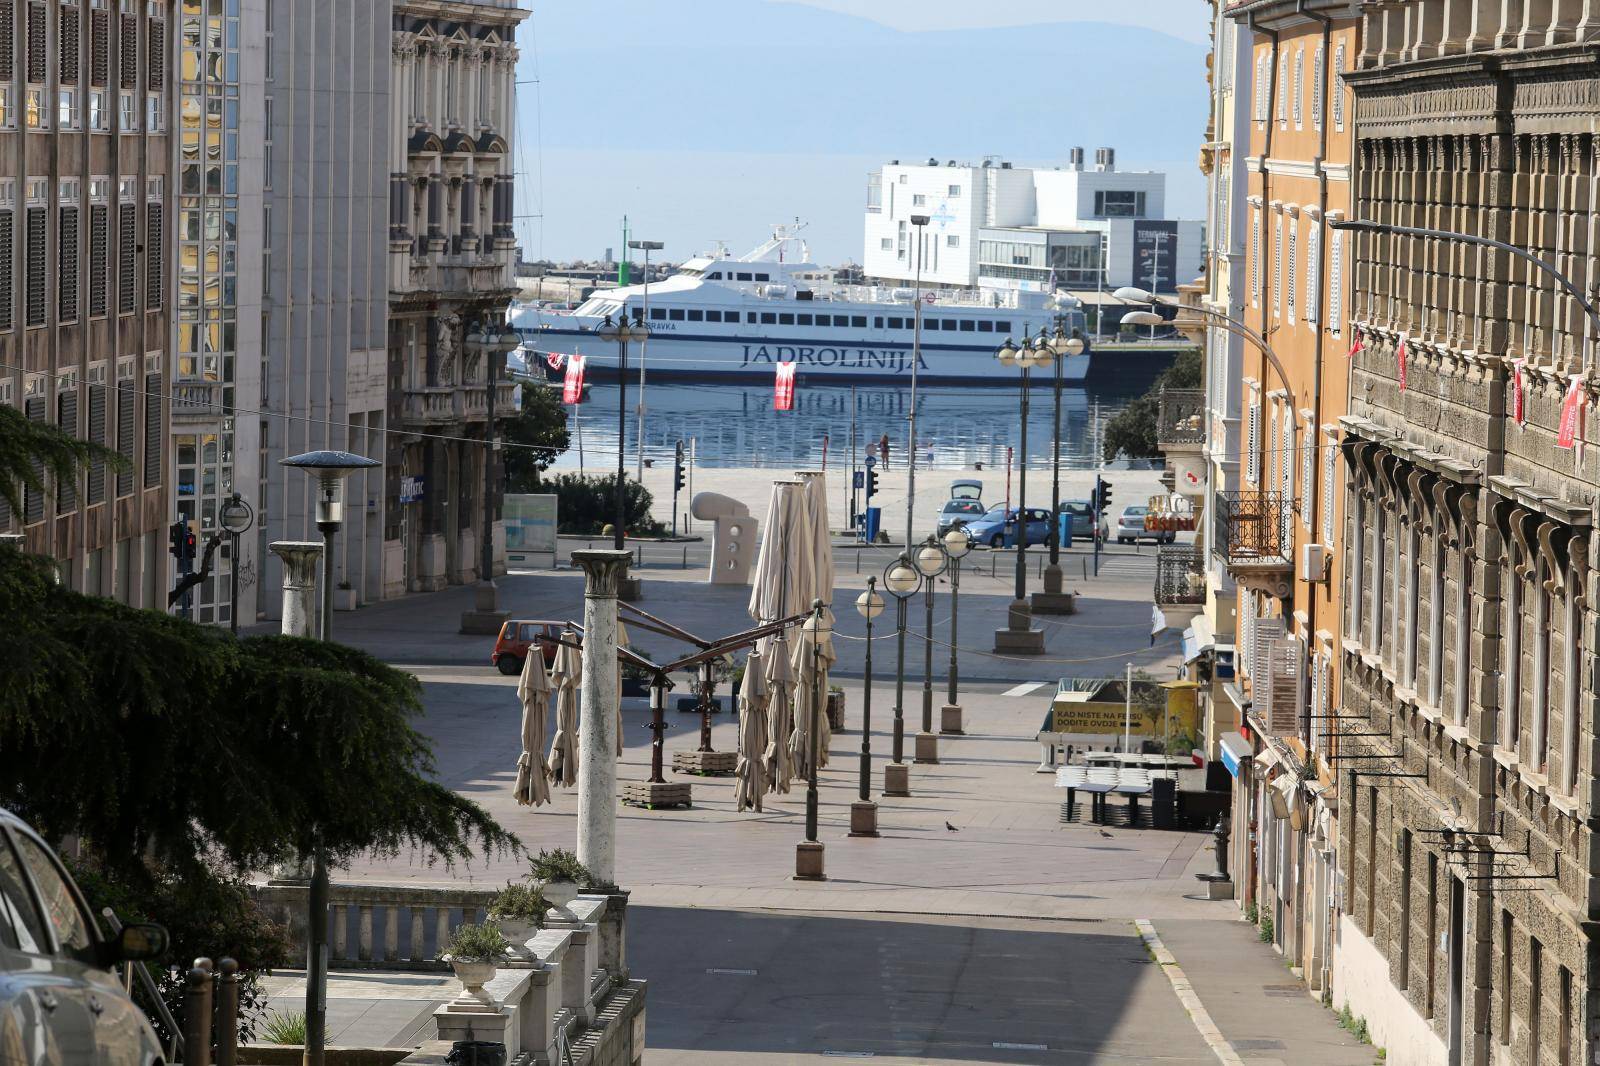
[486,881,548,960]
[527,847,595,906]
[442,922,509,1003]
[334,580,357,612]
[827,684,846,731]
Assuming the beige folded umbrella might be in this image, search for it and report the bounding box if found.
[764,635,796,793]
[514,648,554,807]
[547,632,581,788]
[733,650,770,812]
[789,611,833,778]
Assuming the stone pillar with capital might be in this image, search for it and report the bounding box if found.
[574,549,631,888]
[270,541,324,638]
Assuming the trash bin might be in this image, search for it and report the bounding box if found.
[447,1042,507,1066]
[863,506,881,544]
[1151,776,1176,830]
[1058,513,1073,549]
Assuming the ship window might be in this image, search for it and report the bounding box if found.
[705,310,720,322]
[874,317,883,328]
[669,308,685,321]
[851,315,866,328]
[706,272,720,279]
[760,312,775,324]
[687,309,703,321]
[736,272,752,281]
[925,319,940,331]
[649,307,665,320]
[888,317,903,329]
[960,320,976,331]
[978,320,994,332]
[779,313,794,325]
[796,313,812,326]
[997,320,1012,333]
[940,319,957,330]
[747,312,757,323]
[818,314,833,326]
[755,273,770,281]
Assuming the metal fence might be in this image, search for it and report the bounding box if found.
[1154,544,1206,605]
[1215,490,1294,564]
[1156,388,1206,447]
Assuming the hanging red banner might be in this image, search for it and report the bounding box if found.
[545,351,566,370]
[1557,373,1584,449]
[1511,358,1527,427]
[1346,332,1364,360]
[774,361,796,411]
[1396,335,1408,391]
[561,355,586,404]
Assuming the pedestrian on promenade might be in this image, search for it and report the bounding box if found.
[879,433,891,469]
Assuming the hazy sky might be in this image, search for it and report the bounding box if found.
[783,0,1209,42]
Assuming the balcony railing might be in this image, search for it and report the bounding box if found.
[1216,490,1294,567]
[401,387,459,426]
[1154,545,1207,606]
[1157,388,1206,447]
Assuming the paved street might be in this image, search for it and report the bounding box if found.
[269,550,1373,1063]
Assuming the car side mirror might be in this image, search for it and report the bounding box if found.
[111,923,169,964]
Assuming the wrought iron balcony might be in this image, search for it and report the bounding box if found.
[1157,388,1206,448]
[1154,544,1206,606]
[1216,490,1295,596]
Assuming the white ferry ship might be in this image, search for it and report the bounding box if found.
[510,225,1091,385]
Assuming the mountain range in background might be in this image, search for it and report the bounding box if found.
[514,0,1210,265]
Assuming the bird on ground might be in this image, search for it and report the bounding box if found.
[1098,829,1114,839]
[945,821,959,832]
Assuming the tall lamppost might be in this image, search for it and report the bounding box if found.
[939,526,971,734]
[851,578,884,837]
[881,553,920,796]
[218,492,255,636]
[795,598,831,881]
[595,313,650,552]
[913,533,949,764]
[1036,324,1086,613]
[462,322,522,633]
[905,213,929,547]
[628,238,664,482]
[277,448,380,1066]
[992,332,1050,654]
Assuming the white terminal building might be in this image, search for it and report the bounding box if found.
[862,148,1203,298]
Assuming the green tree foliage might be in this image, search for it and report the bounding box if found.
[1101,349,1203,462]
[503,383,570,492]
[0,403,124,516]
[547,472,665,536]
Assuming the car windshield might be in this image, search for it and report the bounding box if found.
[1123,507,1147,517]
[944,500,983,514]
[982,506,1010,519]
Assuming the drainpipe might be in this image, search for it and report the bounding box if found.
[1251,11,1280,375]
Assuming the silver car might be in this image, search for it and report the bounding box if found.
[0,807,169,1065]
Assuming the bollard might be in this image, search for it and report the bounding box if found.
[1082,557,1088,580]
[214,958,240,1066]
[682,545,688,570]
[183,962,214,1066]
[855,551,860,574]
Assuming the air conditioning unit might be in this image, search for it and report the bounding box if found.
[1300,543,1330,582]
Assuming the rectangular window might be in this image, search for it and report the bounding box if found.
[1321,429,1337,545]
[1559,965,1572,1066]
[1273,214,1283,319]
[1250,207,1261,306]
[117,201,134,313]
[667,307,684,321]
[1311,45,1324,130]
[1277,53,1288,126]
[118,10,135,88]
[141,370,160,488]
[0,182,11,332]
[760,312,775,325]
[24,87,45,127]
[118,88,134,130]
[1246,390,1260,484]
[1329,228,1344,336]
[887,317,903,330]
[1500,912,1513,1045]
[89,5,106,84]
[959,319,975,332]
[686,308,703,322]
[1425,851,1437,1016]
[24,205,44,326]
[89,87,107,129]
[648,307,665,321]
[144,200,161,308]
[1292,48,1304,129]
[1503,535,1522,755]
[851,315,866,328]
[947,184,960,196]
[1301,416,1315,531]
[55,378,79,513]
[946,234,959,247]
[57,87,77,128]
[144,90,160,130]
[1398,828,1411,989]
[25,0,42,82]
[1530,937,1543,1056]
[59,2,79,82]
[1332,42,1347,130]
[1305,221,1320,323]
[146,12,162,89]
[22,391,44,521]
[115,362,133,496]
[1093,190,1146,218]
[795,313,811,326]
[0,0,12,82]
[879,237,892,251]
[1286,220,1297,321]
[58,205,78,322]
[87,366,106,504]
[778,312,794,326]
[911,193,926,206]
[1254,52,1269,122]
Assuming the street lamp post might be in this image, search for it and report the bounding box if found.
[913,533,949,764]
[595,314,651,554]
[461,322,522,634]
[906,213,929,547]
[277,449,380,1066]
[628,238,664,482]
[1035,325,1087,613]
[939,527,970,733]
[882,553,919,796]
[991,334,1049,654]
[795,598,830,881]
[850,578,884,837]
[218,492,255,636]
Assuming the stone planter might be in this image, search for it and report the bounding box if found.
[334,587,358,612]
[445,957,499,1005]
[493,917,541,963]
[826,691,846,732]
[541,879,580,908]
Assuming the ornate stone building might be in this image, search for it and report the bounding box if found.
[384,0,523,596]
[1334,2,1600,1062]
[0,0,173,610]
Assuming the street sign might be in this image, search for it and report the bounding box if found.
[852,471,864,489]
[865,454,877,468]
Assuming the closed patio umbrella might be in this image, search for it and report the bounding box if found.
[547,632,581,788]
[514,648,554,807]
[734,650,770,811]
[764,635,796,793]
[748,481,806,628]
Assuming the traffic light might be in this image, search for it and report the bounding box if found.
[168,521,195,568]
[866,466,879,499]
[1096,478,1114,513]
[673,441,686,494]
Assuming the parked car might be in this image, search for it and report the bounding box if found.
[963,506,1055,548]
[1058,500,1109,545]
[0,807,170,1065]
[936,498,986,536]
[492,619,565,675]
[1116,504,1175,544]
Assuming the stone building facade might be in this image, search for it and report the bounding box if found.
[1333,2,1600,1062]
[0,0,172,610]
[383,0,523,597]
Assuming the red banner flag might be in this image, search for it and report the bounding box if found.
[774,361,796,411]
[1347,332,1364,359]
[1511,358,1527,427]
[561,355,586,404]
[1396,335,1408,391]
[1557,373,1584,449]
[545,351,566,370]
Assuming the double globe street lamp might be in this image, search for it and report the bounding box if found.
[850,577,885,837]
[991,331,1054,654]
[595,313,651,554]
[881,553,921,796]
[913,533,949,764]
[1039,324,1087,612]
[938,526,971,733]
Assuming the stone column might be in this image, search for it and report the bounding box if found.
[574,549,632,888]
[269,542,324,638]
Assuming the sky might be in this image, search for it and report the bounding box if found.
[513,0,1212,266]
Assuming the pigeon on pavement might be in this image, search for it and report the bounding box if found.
[945,821,959,832]
[1098,829,1114,838]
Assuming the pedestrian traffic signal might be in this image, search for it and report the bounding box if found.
[168,521,196,566]
[673,441,686,493]
[866,466,879,498]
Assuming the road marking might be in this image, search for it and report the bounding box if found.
[1001,682,1046,698]
[705,968,757,976]
[1135,919,1245,1066]
[993,1041,1048,1051]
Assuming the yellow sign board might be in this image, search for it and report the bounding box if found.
[1051,702,1139,735]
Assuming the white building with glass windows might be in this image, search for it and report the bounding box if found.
[862,148,1202,296]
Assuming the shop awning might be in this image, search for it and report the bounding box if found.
[1218,731,1252,778]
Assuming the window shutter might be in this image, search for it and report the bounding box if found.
[1247,396,1261,484]
[88,203,106,315]
[1281,408,1294,550]
[1305,221,1321,323]
[119,13,136,89]
[1311,46,1324,130]
[1266,635,1301,736]
[1286,221,1297,321]
[24,206,44,326]
[55,389,77,512]
[1253,614,1285,696]
[89,8,106,85]
[116,375,133,496]
[23,395,44,522]
[1302,417,1315,532]
[1322,434,1337,544]
[1293,49,1304,129]
[1332,43,1346,130]
[145,201,162,308]
[118,202,135,313]
[87,383,106,503]
[142,373,160,488]
[0,0,13,81]
[146,16,162,89]
[1277,54,1288,125]
[0,209,11,331]
[25,1,42,83]
[58,5,77,83]
[1329,229,1344,336]
[1273,215,1283,318]
[1250,207,1261,304]
[57,205,78,321]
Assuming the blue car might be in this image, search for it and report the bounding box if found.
[964,506,1054,548]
